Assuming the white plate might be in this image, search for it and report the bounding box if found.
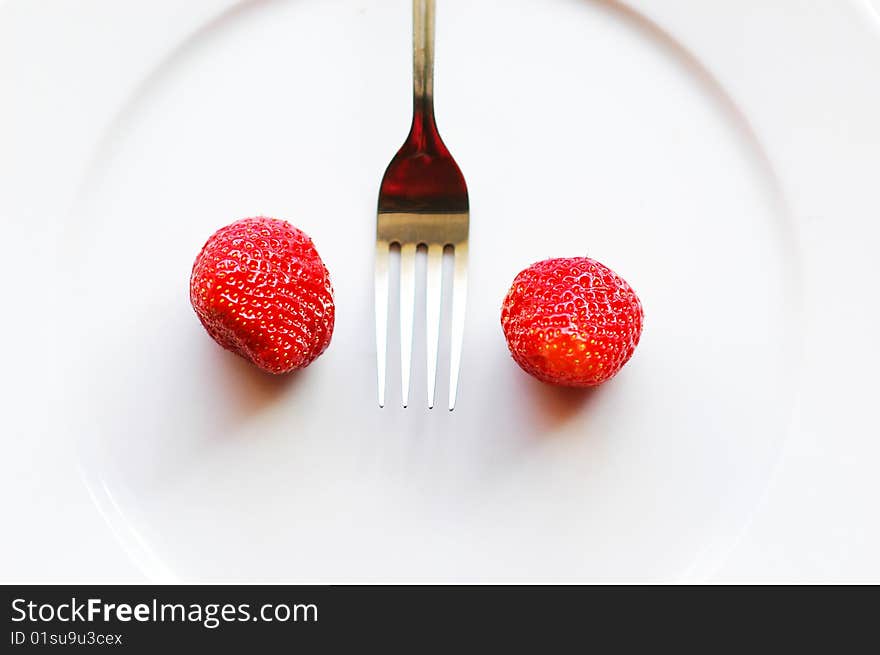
[4,0,880,582]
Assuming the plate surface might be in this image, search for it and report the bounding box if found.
[59,0,800,582]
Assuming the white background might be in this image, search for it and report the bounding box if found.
[2,0,880,582]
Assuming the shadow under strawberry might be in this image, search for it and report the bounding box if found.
[215,349,307,420]
[512,372,606,437]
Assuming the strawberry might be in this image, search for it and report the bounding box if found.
[501,257,643,387]
[190,217,334,374]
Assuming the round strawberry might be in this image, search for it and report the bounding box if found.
[190,217,334,374]
[501,257,643,387]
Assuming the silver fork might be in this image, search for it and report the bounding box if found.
[375,0,469,410]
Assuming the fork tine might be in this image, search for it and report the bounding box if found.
[399,243,418,408]
[374,240,390,408]
[425,244,443,409]
[448,242,468,411]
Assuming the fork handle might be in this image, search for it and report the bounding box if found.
[412,0,435,120]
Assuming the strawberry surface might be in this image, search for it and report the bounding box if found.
[501,257,643,387]
[190,217,334,374]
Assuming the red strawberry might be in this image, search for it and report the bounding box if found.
[501,257,643,387]
[190,217,334,374]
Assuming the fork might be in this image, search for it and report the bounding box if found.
[375,0,469,410]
